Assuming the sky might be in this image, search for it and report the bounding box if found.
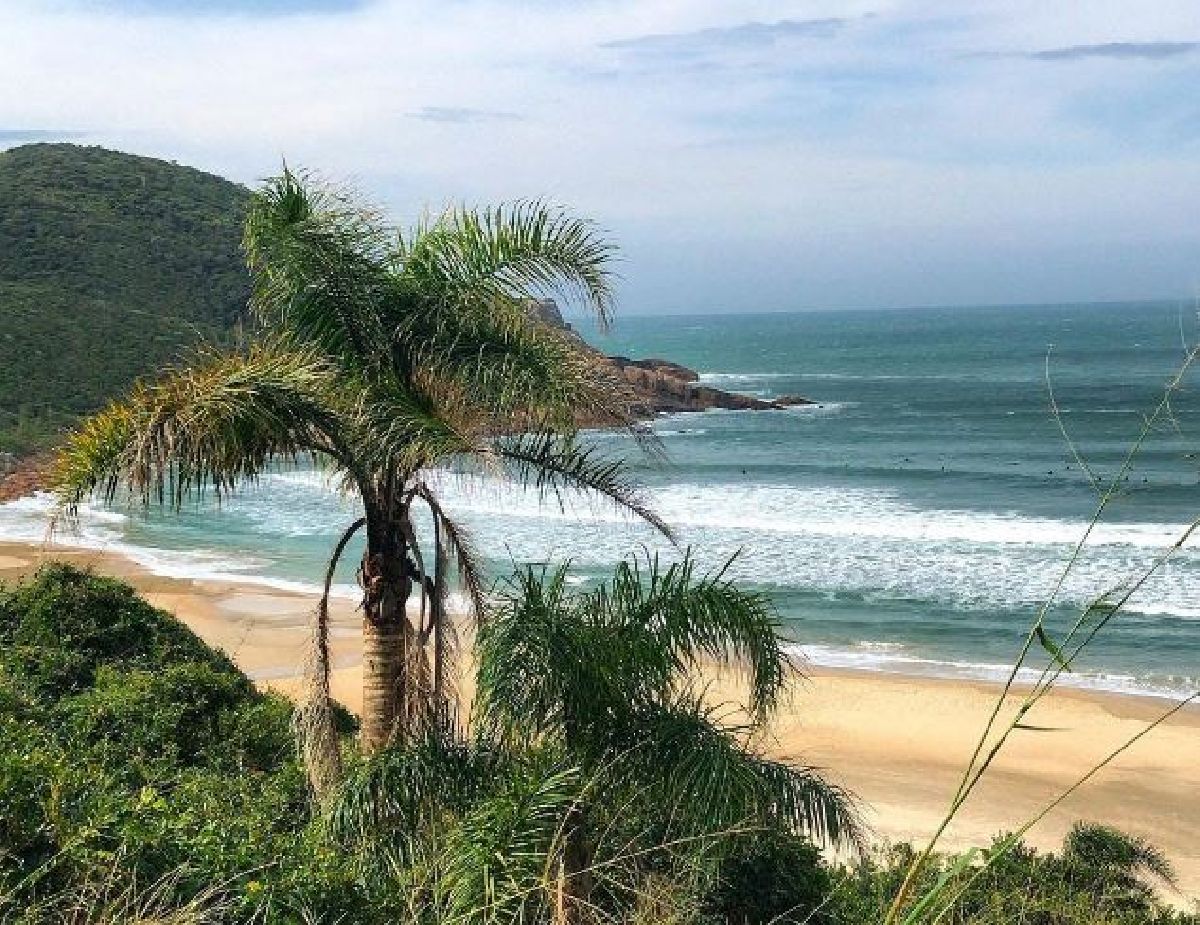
[2,1,1200,315]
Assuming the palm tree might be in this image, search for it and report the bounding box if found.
[54,170,668,780]
[1061,822,1178,909]
[474,554,863,923]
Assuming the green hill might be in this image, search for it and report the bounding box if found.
[0,144,250,454]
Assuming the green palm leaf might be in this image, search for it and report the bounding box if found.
[439,758,581,925]
[475,553,864,865]
[1064,823,1177,887]
[327,731,498,849]
[494,432,673,541]
[401,200,615,323]
[611,695,865,853]
[602,553,788,718]
[243,168,393,369]
[55,340,345,512]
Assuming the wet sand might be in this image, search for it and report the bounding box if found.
[2,540,1198,904]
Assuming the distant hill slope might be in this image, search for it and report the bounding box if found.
[0,144,250,454]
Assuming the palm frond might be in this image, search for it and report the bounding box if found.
[392,198,636,430]
[602,553,790,719]
[613,696,865,854]
[474,564,577,743]
[439,756,580,925]
[475,564,648,751]
[346,377,477,477]
[402,200,616,324]
[476,552,792,750]
[326,730,496,850]
[393,287,637,435]
[243,168,395,368]
[296,516,365,800]
[493,431,673,541]
[1063,823,1177,887]
[54,341,345,513]
[414,482,487,619]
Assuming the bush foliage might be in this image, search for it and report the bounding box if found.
[829,836,1195,925]
[0,565,355,923]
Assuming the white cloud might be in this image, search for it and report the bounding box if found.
[2,0,1199,311]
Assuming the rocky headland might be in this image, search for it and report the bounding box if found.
[0,452,52,504]
[528,300,812,420]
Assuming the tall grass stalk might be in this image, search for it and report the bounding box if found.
[885,344,1200,924]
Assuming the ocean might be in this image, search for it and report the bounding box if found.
[2,301,1198,699]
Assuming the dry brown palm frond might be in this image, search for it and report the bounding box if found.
[295,517,365,799]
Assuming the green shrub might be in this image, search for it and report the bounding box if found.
[0,565,342,921]
[1,564,1193,924]
[828,836,1197,925]
[704,829,831,925]
[57,663,294,772]
[0,563,244,700]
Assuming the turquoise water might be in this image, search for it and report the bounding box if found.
[3,301,1198,697]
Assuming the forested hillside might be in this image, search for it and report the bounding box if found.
[0,144,249,454]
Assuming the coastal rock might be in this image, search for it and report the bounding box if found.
[774,394,816,407]
[611,357,699,383]
[531,301,813,420]
[0,453,51,503]
[527,298,573,331]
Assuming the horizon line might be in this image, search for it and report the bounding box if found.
[579,295,1200,320]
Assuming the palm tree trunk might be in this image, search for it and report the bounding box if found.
[360,612,408,753]
[359,526,413,753]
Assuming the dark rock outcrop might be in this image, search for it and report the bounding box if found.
[530,301,813,420]
[527,299,573,331]
[774,395,817,407]
[0,453,52,503]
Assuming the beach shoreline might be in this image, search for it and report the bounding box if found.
[2,538,1198,905]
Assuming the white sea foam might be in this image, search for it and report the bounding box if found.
[1121,601,1200,620]
[0,490,473,610]
[8,476,1198,621]
[4,471,1198,699]
[792,643,1196,701]
[854,640,906,652]
[416,476,1195,551]
[697,372,794,382]
[702,371,1005,383]
[418,476,1200,624]
[783,401,855,413]
[0,491,331,591]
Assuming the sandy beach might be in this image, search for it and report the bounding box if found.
[2,539,1197,905]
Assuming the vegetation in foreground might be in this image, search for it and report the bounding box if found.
[1,564,1194,924]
